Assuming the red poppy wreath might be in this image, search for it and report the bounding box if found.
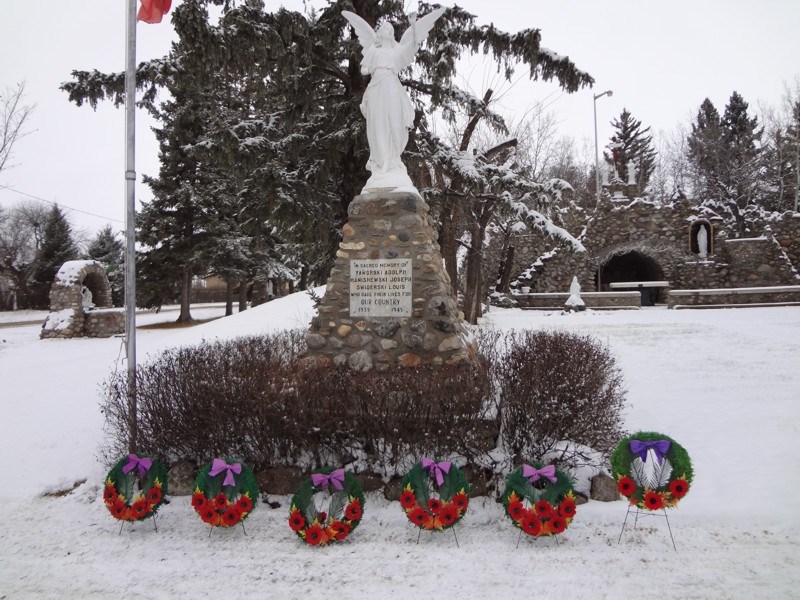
[399,458,470,531]
[104,454,169,523]
[610,432,694,511]
[191,458,258,529]
[501,461,576,538]
[288,468,365,546]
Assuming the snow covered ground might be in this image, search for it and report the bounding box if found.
[1,295,798,599]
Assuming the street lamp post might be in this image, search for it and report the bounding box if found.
[593,90,613,204]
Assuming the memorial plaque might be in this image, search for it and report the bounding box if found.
[350,258,412,317]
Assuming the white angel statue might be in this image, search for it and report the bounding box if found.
[342,7,446,194]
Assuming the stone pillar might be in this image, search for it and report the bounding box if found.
[304,191,476,371]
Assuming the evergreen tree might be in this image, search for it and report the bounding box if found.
[604,108,657,195]
[62,0,593,308]
[86,224,125,306]
[688,92,765,236]
[30,205,79,308]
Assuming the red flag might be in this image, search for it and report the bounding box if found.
[137,0,172,24]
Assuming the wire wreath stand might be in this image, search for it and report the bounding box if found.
[617,503,677,551]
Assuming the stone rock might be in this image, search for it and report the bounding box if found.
[375,321,400,338]
[342,223,356,238]
[590,472,620,502]
[256,466,305,495]
[305,333,327,349]
[438,335,462,353]
[409,320,426,333]
[401,196,418,212]
[401,332,423,348]
[398,353,421,368]
[379,339,398,350]
[383,477,405,501]
[337,325,352,338]
[299,355,332,370]
[167,459,197,496]
[345,332,372,348]
[573,491,589,505]
[348,350,373,371]
[432,319,456,333]
[358,473,384,492]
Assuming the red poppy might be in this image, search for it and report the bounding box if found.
[407,506,428,527]
[304,523,324,545]
[191,492,207,510]
[344,499,362,521]
[669,478,689,499]
[146,487,163,505]
[131,498,151,520]
[534,500,554,519]
[507,500,525,521]
[427,498,442,515]
[617,476,636,497]
[452,492,469,512]
[289,509,306,531]
[103,486,118,504]
[318,512,328,524]
[550,515,567,534]
[559,497,576,519]
[520,513,542,536]
[331,520,351,540]
[109,498,128,520]
[439,503,459,527]
[643,490,666,511]
[236,495,253,514]
[221,506,241,527]
[399,489,417,509]
[213,493,229,510]
[200,507,220,525]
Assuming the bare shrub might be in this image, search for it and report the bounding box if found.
[498,329,626,467]
[101,329,496,477]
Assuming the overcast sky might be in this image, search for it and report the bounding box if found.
[1,0,798,238]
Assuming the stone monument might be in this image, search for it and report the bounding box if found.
[304,8,475,371]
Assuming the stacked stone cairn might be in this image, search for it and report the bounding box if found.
[304,191,476,371]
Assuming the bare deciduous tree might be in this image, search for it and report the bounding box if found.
[1,81,34,176]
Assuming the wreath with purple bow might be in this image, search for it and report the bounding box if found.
[288,467,365,546]
[399,458,470,531]
[191,458,258,528]
[501,461,576,538]
[104,454,169,523]
[610,432,694,511]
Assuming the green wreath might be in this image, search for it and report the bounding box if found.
[103,454,169,522]
[501,461,576,537]
[191,458,259,528]
[399,458,470,531]
[610,431,694,510]
[288,468,365,546]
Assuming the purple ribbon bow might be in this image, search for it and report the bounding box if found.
[122,454,152,478]
[522,464,557,484]
[311,469,345,491]
[422,458,452,487]
[630,440,671,464]
[209,458,242,487]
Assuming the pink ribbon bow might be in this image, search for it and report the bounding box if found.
[522,464,557,484]
[422,458,452,487]
[209,459,242,487]
[122,454,152,478]
[311,469,346,491]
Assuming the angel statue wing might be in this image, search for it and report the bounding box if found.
[342,10,377,49]
[399,6,446,49]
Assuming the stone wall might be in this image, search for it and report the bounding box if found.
[500,188,800,308]
[509,291,641,309]
[305,192,475,370]
[41,260,123,339]
[669,285,800,308]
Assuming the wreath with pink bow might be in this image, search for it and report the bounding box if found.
[103,454,169,523]
[501,461,576,538]
[191,458,258,529]
[399,458,470,531]
[288,467,365,546]
[610,431,693,510]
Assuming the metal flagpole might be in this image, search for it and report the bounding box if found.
[124,0,139,454]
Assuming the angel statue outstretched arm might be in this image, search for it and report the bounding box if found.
[342,7,446,193]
